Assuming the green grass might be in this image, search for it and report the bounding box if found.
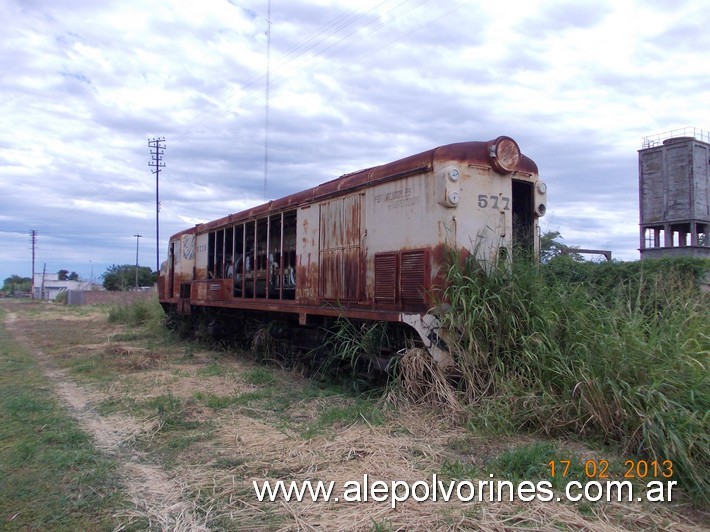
[0,308,126,530]
[132,393,213,463]
[196,362,229,377]
[300,396,386,439]
[438,458,479,480]
[486,442,584,490]
[439,255,709,505]
[242,366,278,385]
[107,298,165,327]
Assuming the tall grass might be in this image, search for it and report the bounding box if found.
[439,255,709,504]
[107,299,165,329]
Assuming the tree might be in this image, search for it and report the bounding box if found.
[57,270,79,281]
[539,230,582,263]
[102,264,156,291]
[2,275,32,294]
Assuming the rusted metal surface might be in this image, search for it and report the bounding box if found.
[296,205,320,303]
[193,279,232,301]
[186,297,404,323]
[318,194,363,302]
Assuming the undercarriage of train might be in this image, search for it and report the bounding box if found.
[162,304,422,385]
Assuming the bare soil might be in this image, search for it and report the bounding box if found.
[1,300,705,531]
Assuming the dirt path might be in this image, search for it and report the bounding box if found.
[3,309,208,531]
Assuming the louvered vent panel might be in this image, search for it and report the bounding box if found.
[374,253,397,302]
[400,250,427,303]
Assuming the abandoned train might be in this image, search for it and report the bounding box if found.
[157,136,547,366]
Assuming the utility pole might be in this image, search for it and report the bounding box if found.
[40,262,46,300]
[148,137,166,273]
[134,234,142,289]
[30,229,37,299]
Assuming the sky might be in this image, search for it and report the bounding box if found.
[1,0,709,283]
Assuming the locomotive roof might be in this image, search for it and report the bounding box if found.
[172,137,538,238]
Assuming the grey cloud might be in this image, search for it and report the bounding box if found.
[518,1,611,34]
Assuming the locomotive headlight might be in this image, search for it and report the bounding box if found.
[488,136,521,174]
[448,191,460,205]
[448,168,459,182]
[537,181,547,194]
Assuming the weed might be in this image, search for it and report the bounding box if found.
[316,318,392,381]
[107,298,164,326]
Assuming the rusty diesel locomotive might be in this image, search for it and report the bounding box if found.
[158,136,546,366]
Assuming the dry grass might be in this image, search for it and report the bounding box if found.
[3,300,707,531]
[396,347,463,414]
[190,406,706,531]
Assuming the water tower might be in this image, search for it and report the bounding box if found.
[638,127,710,259]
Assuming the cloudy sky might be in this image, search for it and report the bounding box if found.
[1,0,709,283]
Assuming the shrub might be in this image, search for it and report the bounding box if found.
[107,299,164,327]
[54,291,67,304]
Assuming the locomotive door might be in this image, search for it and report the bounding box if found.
[168,241,175,298]
[318,193,364,302]
[512,180,534,260]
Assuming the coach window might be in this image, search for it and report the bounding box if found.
[268,214,281,299]
[224,226,234,279]
[244,221,255,297]
[207,232,216,278]
[282,210,297,299]
[255,218,269,298]
[234,224,245,297]
[215,229,225,278]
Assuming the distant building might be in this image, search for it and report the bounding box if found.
[638,127,710,259]
[32,272,94,300]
